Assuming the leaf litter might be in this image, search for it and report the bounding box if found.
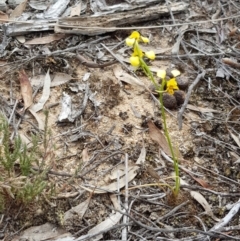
[1,0,240,240]
[19,69,33,110]
[30,69,51,112]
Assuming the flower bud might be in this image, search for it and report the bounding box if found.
[157,69,167,79]
[130,56,140,67]
[145,50,155,60]
[126,38,135,47]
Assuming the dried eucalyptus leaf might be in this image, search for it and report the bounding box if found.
[19,69,33,110]
[30,72,72,88]
[181,178,220,221]
[113,66,144,86]
[63,197,90,223]
[30,69,51,112]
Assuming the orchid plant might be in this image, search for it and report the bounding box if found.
[126,31,180,197]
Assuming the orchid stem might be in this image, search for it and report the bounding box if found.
[132,34,180,198]
[159,80,180,197]
[140,53,180,197]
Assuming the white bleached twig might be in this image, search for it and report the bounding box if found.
[122,153,129,240]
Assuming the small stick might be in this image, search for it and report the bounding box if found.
[180,185,240,197]
[122,153,129,240]
[156,200,189,222]
[8,99,18,124]
[160,150,204,177]
[222,58,240,69]
[76,53,117,68]
[177,71,206,130]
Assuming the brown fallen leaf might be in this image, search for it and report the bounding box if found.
[184,169,212,189]
[146,166,161,181]
[19,69,33,110]
[0,11,8,23]
[148,121,183,159]
[10,0,28,19]
[228,28,238,37]
[222,58,240,69]
[24,34,66,45]
[30,69,51,113]
[192,177,211,189]
[148,120,171,156]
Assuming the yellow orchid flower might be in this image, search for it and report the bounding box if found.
[129,31,141,40]
[126,38,135,47]
[171,69,181,77]
[166,78,179,95]
[130,56,140,67]
[140,36,150,43]
[128,31,149,43]
[145,50,155,60]
[157,69,167,79]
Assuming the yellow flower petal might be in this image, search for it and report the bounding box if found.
[167,78,179,89]
[171,69,181,77]
[141,36,150,43]
[126,38,135,47]
[129,31,140,40]
[130,56,140,67]
[145,50,155,60]
[166,78,179,95]
[167,89,174,95]
[157,69,166,79]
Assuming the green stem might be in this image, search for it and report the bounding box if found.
[140,58,157,87]
[159,80,180,197]
[136,44,180,197]
[135,41,158,88]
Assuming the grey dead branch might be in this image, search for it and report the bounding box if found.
[4,2,188,36]
[1,0,240,241]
